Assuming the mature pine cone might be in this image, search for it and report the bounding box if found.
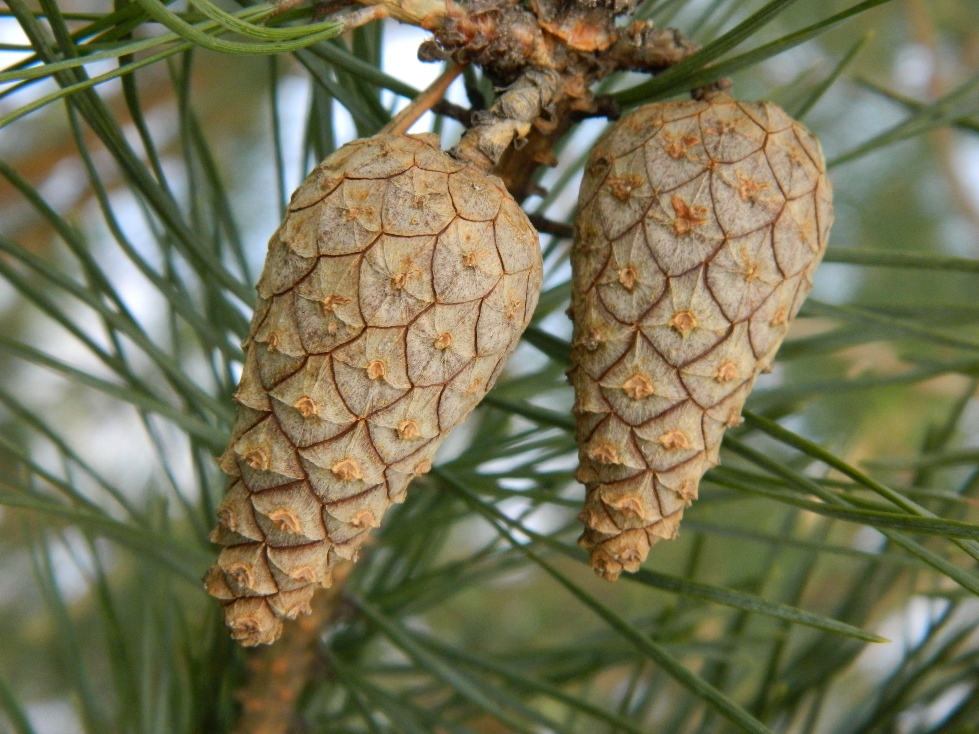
[569,94,833,580]
[205,133,542,645]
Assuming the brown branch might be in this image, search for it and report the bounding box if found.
[492,89,574,202]
[232,563,352,734]
[528,214,573,239]
[353,0,448,26]
[431,99,475,126]
[451,67,564,172]
[308,0,358,20]
[381,62,466,135]
[436,3,697,190]
[607,22,700,73]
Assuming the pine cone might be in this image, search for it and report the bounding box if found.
[569,95,833,580]
[205,133,543,645]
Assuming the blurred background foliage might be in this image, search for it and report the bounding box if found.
[2,0,979,732]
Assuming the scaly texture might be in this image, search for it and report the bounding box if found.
[205,133,542,645]
[569,95,833,580]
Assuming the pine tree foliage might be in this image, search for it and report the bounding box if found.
[1,1,979,732]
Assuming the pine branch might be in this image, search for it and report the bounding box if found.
[233,564,352,734]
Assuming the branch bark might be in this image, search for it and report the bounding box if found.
[232,563,352,734]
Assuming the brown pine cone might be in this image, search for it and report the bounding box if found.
[569,94,833,580]
[205,133,543,645]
